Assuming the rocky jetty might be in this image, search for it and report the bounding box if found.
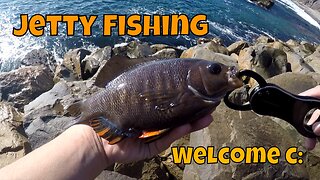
[1,35,320,179]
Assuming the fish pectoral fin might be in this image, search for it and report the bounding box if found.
[89,117,128,145]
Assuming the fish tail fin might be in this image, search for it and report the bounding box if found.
[90,117,137,145]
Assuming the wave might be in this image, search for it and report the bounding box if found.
[276,0,320,30]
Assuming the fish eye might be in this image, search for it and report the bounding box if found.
[207,63,222,74]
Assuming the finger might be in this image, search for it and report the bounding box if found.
[190,115,213,132]
[312,122,320,136]
[305,138,317,150]
[299,85,320,98]
[307,109,320,125]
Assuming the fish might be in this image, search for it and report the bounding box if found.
[68,57,243,144]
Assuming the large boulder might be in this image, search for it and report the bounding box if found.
[184,103,308,179]
[227,40,249,55]
[81,46,112,80]
[21,48,57,73]
[62,48,91,80]
[113,41,153,58]
[285,51,314,73]
[0,66,54,111]
[113,157,170,180]
[181,41,229,57]
[0,102,30,168]
[151,48,177,59]
[238,45,288,79]
[304,45,320,73]
[23,80,101,149]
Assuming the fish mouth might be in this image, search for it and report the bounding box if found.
[227,66,243,88]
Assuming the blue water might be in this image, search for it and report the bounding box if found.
[0,0,319,71]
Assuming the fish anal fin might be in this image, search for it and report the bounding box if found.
[139,129,169,138]
[108,136,124,145]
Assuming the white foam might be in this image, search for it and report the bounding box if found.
[276,0,320,30]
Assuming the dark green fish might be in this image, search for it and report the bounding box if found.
[68,57,243,144]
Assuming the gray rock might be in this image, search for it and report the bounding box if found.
[238,45,288,80]
[113,41,153,58]
[96,170,136,180]
[305,45,320,73]
[0,102,30,168]
[0,66,54,111]
[114,157,170,180]
[286,51,314,73]
[184,103,308,180]
[23,80,101,149]
[227,40,249,55]
[53,64,78,83]
[63,48,91,80]
[151,48,177,59]
[150,44,169,54]
[255,35,274,44]
[21,48,57,73]
[181,41,229,57]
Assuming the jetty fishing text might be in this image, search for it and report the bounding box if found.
[12,14,209,37]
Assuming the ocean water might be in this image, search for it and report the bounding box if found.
[0,0,319,72]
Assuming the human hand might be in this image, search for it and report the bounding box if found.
[100,115,213,164]
[299,85,320,150]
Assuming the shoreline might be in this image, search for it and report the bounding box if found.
[290,0,320,24]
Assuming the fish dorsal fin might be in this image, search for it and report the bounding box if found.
[94,56,158,88]
[67,101,83,117]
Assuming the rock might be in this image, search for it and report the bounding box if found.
[81,46,112,80]
[93,56,158,88]
[255,35,274,44]
[181,41,229,57]
[0,102,30,168]
[184,102,308,180]
[96,170,136,180]
[23,80,101,149]
[150,44,169,54]
[286,39,300,47]
[197,37,224,46]
[160,135,190,180]
[0,66,54,111]
[113,41,153,58]
[290,42,316,58]
[304,45,320,73]
[227,40,249,55]
[251,0,274,9]
[114,157,170,180]
[238,45,288,80]
[181,47,237,67]
[53,64,78,83]
[21,48,57,73]
[151,48,177,59]
[62,48,91,80]
[285,51,314,73]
